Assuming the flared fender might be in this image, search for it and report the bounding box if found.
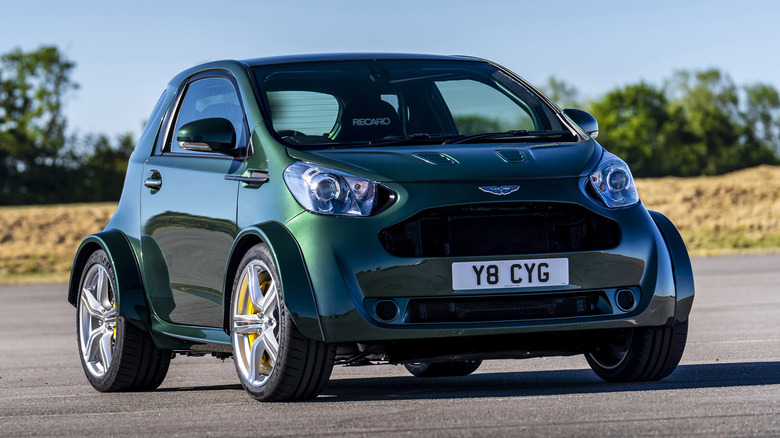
[223,221,325,341]
[68,230,151,333]
[649,210,695,324]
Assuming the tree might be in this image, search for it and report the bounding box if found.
[539,76,581,109]
[664,69,743,175]
[0,45,79,204]
[75,133,135,202]
[589,69,778,177]
[589,82,669,176]
[741,83,780,157]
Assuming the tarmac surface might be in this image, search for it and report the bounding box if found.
[1,254,779,437]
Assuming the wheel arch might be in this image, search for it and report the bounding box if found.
[68,230,152,333]
[649,210,695,324]
[222,221,325,341]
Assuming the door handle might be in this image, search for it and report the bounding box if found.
[144,170,162,190]
[225,170,269,187]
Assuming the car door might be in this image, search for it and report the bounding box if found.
[140,72,249,328]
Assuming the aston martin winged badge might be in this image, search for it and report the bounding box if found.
[479,185,520,195]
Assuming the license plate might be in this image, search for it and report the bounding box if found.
[451,258,569,290]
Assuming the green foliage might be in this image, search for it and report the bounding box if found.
[453,114,505,135]
[0,46,133,205]
[0,46,79,203]
[539,76,581,109]
[583,69,779,177]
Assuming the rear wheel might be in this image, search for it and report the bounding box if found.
[585,322,688,382]
[76,250,170,392]
[230,244,335,401]
[404,360,482,377]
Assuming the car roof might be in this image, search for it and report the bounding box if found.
[241,53,486,67]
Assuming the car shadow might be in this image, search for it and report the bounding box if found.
[314,361,780,402]
[153,361,779,400]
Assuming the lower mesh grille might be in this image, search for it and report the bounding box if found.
[406,292,607,323]
[379,202,620,257]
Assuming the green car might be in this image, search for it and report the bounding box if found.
[68,53,694,402]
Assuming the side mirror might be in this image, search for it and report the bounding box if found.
[176,118,237,154]
[563,108,599,138]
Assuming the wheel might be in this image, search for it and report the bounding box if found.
[404,360,482,377]
[76,250,171,392]
[585,322,688,382]
[230,244,335,401]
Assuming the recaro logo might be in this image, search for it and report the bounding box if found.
[353,118,391,126]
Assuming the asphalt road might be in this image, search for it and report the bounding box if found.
[1,254,779,437]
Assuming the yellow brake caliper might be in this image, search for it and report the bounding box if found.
[241,274,272,367]
[112,302,117,341]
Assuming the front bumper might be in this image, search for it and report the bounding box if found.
[283,177,687,343]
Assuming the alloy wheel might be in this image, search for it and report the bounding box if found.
[232,260,281,387]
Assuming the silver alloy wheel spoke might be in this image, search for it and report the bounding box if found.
[81,288,105,318]
[247,266,264,310]
[263,328,279,363]
[99,329,113,370]
[248,337,266,381]
[261,284,278,316]
[232,259,282,387]
[78,264,115,378]
[84,326,103,362]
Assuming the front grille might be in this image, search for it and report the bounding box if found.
[379,202,620,257]
[406,292,607,323]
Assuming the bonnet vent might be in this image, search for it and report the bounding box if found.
[496,150,526,163]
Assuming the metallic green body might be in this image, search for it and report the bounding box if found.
[68,54,694,355]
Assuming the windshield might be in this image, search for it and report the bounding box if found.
[252,59,573,149]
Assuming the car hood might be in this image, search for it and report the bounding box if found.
[286,139,601,183]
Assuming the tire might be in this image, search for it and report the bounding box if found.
[404,360,482,377]
[585,322,688,382]
[230,244,335,402]
[76,250,171,392]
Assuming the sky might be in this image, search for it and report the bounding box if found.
[2,0,779,139]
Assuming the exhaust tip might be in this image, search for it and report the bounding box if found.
[615,289,636,312]
[375,300,400,322]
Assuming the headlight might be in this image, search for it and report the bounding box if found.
[284,161,377,216]
[589,151,639,208]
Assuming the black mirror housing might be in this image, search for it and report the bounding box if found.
[563,108,599,138]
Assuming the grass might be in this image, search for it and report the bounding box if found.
[1,165,778,285]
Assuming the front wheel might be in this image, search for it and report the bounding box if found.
[230,244,335,402]
[404,360,482,377]
[76,250,171,392]
[585,322,688,382]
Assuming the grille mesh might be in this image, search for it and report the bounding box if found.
[379,202,620,257]
[406,292,606,323]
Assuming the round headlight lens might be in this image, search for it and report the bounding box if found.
[606,167,630,192]
[312,175,340,202]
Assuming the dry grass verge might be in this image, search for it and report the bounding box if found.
[637,165,780,255]
[0,203,116,284]
[1,165,778,284]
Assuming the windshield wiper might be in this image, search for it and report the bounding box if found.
[368,133,461,146]
[443,130,575,145]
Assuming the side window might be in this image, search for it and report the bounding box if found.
[267,91,339,136]
[170,76,246,153]
[436,80,536,134]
